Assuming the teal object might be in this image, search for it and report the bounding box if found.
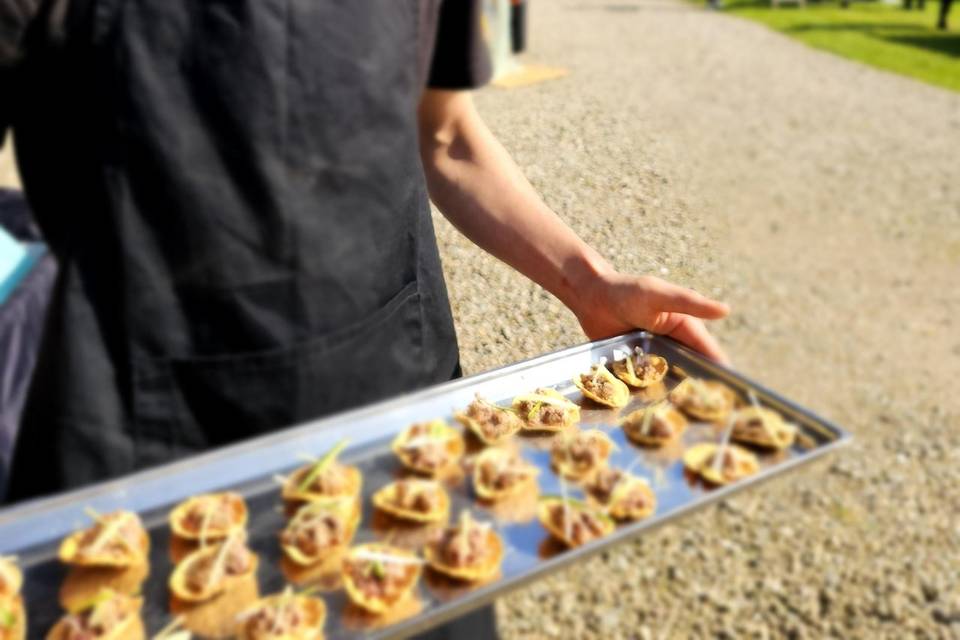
[0,234,45,305]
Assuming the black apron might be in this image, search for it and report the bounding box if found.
[6,0,462,502]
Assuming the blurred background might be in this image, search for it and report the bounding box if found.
[2,0,959,637]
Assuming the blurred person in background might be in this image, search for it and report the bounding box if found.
[938,0,953,29]
[1,0,727,618]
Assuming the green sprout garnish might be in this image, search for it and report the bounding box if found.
[640,405,656,436]
[298,440,349,492]
[428,421,448,438]
[0,608,16,629]
[73,588,116,614]
[151,616,190,640]
[526,401,542,422]
[371,560,385,580]
[298,584,320,598]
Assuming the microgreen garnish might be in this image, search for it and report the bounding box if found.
[0,608,16,629]
[297,440,349,492]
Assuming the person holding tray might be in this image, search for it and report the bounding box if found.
[1,1,727,632]
[0,0,728,501]
[2,0,728,635]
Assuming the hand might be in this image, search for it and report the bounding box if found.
[572,271,731,365]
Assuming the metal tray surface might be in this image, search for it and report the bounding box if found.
[0,332,850,638]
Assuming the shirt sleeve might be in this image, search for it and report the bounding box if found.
[0,0,40,149]
[427,0,492,90]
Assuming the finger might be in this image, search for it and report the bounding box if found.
[656,314,731,365]
[647,280,730,320]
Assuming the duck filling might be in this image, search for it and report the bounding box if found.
[437,525,491,568]
[580,369,617,400]
[548,503,607,546]
[180,495,236,534]
[243,600,309,639]
[590,469,651,512]
[704,450,749,481]
[392,482,440,513]
[631,412,673,439]
[60,598,130,640]
[465,400,514,439]
[299,463,351,495]
[76,514,141,561]
[515,398,566,427]
[346,558,415,602]
[402,423,451,470]
[736,413,776,440]
[588,468,625,503]
[477,454,533,492]
[553,433,606,474]
[185,537,253,594]
[682,382,727,413]
[282,511,347,557]
[627,355,660,380]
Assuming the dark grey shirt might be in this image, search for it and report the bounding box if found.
[1,0,491,503]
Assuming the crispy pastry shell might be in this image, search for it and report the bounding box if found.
[0,558,22,598]
[282,465,362,505]
[281,502,361,567]
[391,421,465,475]
[168,543,259,604]
[454,403,523,447]
[511,389,581,432]
[668,379,735,422]
[537,497,615,548]
[732,407,796,449]
[683,443,759,485]
[341,544,421,615]
[611,354,668,388]
[59,562,149,613]
[622,405,688,446]
[589,475,657,521]
[424,528,504,582]
[472,448,540,502]
[573,367,630,409]
[58,513,149,568]
[237,593,327,640]
[372,481,449,523]
[169,493,248,542]
[46,594,144,640]
[550,429,615,481]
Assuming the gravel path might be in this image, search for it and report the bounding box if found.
[434,1,960,638]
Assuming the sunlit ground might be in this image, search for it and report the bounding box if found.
[718,0,960,91]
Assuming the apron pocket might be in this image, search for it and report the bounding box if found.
[136,280,425,451]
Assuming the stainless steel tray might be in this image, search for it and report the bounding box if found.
[0,332,850,638]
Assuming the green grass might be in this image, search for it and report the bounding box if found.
[720,0,960,92]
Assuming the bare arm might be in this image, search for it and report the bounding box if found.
[418,90,730,363]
